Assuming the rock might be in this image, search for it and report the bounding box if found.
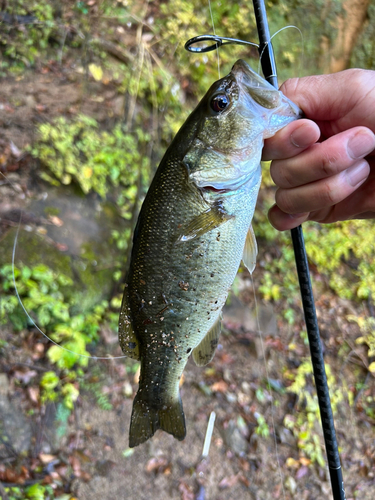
[278,427,297,447]
[0,394,32,455]
[223,420,248,456]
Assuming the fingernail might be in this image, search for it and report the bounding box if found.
[347,131,375,159]
[346,161,370,187]
[290,124,319,148]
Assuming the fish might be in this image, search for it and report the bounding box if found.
[119,59,301,448]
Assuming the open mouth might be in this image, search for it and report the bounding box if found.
[201,185,230,194]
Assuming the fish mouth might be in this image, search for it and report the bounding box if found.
[231,59,265,85]
[201,185,230,194]
[231,59,302,118]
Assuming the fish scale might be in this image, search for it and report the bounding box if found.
[119,59,301,447]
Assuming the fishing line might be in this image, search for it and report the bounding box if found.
[200,1,288,491]
[250,272,287,499]
[208,0,221,78]
[257,25,304,79]
[0,171,127,361]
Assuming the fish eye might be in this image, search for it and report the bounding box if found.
[210,94,229,113]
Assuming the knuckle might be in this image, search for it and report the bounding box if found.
[280,78,300,98]
[270,161,295,188]
[320,150,339,177]
[275,188,298,214]
[319,181,337,206]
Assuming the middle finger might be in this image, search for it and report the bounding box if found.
[270,127,375,189]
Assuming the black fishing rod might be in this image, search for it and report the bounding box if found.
[252,1,345,499]
[185,2,346,499]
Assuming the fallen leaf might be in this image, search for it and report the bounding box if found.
[35,104,47,112]
[210,380,228,393]
[299,457,311,466]
[10,141,22,157]
[88,64,103,81]
[219,474,240,489]
[296,466,309,479]
[39,453,56,464]
[145,457,170,474]
[27,386,39,404]
[178,480,194,500]
[13,369,37,384]
[48,215,64,226]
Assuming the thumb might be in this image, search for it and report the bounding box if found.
[280,69,375,136]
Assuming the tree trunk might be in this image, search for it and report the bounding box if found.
[320,0,370,73]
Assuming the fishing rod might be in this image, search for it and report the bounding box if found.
[252,1,346,499]
[185,2,346,499]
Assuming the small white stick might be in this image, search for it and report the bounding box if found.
[202,411,216,458]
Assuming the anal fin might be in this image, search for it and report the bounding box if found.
[192,316,221,366]
[242,225,258,274]
[118,285,140,360]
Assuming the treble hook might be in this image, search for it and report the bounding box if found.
[185,34,258,53]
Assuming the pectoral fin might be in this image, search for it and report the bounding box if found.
[192,316,221,366]
[176,203,233,243]
[118,286,140,360]
[242,225,258,274]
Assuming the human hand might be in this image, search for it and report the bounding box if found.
[262,69,375,230]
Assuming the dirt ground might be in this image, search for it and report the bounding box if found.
[1,70,375,500]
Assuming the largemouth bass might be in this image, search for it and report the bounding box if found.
[119,60,301,447]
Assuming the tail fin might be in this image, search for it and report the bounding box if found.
[129,392,186,448]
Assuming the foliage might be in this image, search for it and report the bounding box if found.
[255,164,375,326]
[0,0,57,72]
[81,378,113,411]
[0,263,107,369]
[3,483,56,500]
[254,411,270,438]
[284,359,344,466]
[1,3,375,488]
[351,1,375,69]
[349,314,375,374]
[31,115,150,218]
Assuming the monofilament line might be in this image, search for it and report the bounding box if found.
[257,25,304,78]
[1,171,127,362]
[208,0,221,78]
[250,273,286,500]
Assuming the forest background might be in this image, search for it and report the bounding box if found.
[0,1,375,499]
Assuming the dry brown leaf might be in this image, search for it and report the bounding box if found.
[210,380,228,393]
[145,457,169,474]
[178,480,195,500]
[219,473,240,489]
[39,453,56,464]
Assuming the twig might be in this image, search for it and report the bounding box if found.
[11,362,49,372]
[0,480,10,500]
[91,37,134,64]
